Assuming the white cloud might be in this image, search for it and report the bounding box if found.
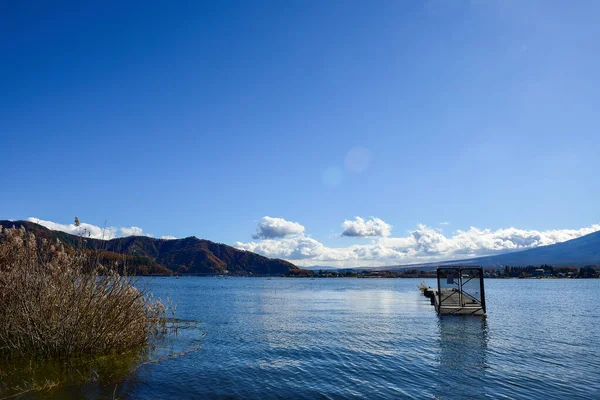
[341,217,392,237]
[252,216,305,239]
[27,217,118,240]
[440,221,450,225]
[27,218,153,239]
[160,235,177,240]
[237,236,326,260]
[120,226,153,237]
[236,220,600,268]
[235,236,416,268]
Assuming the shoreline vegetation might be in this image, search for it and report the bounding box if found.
[0,226,169,361]
[128,265,600,279]
[130,266,600,279]
[282,266,600,279]
[0,226,177,397]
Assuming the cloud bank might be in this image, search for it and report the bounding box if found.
[120,226,150,237]
[22,216,600,268]
[236,217,600,267]
[341,217,392,237]
[252,216,305,239]
[26,218,154,239]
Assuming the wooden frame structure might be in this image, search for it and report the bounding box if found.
[433,267,486,316]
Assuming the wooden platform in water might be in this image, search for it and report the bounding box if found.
[423,287,485,316]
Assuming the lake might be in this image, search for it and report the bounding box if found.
[8,278,600,399]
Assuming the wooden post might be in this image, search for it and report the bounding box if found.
[436,268,441,314]
[479,267,486,314]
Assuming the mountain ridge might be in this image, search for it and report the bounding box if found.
[0,220,298,276]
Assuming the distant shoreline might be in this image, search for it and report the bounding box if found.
[148,274,600,279]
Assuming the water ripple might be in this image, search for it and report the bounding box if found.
[106,278,600,399]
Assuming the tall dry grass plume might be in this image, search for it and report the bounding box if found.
[0,225,167,361]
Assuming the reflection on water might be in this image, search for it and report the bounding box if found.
[0,319,203,399]
[0,350,144,399]
[435,317,489,399]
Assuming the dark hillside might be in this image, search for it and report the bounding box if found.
[0,220,298,276]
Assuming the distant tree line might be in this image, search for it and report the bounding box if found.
[485,265,600,279]
[285,265,600,279]
[285,269,437,278]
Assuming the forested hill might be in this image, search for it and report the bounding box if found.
[0,220,298,276]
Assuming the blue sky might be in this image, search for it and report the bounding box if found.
[2,1,600,266]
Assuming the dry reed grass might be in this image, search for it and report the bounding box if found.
[0,226,167,361]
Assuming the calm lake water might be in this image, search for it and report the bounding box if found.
[9,278,600,399]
